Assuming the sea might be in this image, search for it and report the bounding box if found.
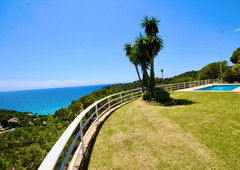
[0,84,109,115]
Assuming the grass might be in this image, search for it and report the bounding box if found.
[85,92,240,169]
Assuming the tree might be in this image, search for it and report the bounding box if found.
[132,38,151,88]
[221,66,240,82]
[222,47,240,82]
[197,61,227,80]
[123,16,163,96]
[140,16,164,95]
[230,47,240,64]
[0,118,8,127]
[124,43,144,91]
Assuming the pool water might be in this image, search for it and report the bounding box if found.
[197,85,240,91]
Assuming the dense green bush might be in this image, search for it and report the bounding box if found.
[153,90,170,102]
[230,47,240,64]
[221,65,240,82]
[143,91,151,101]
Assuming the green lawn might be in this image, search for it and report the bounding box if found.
[86,92,240,169]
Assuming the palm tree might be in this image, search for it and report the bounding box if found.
[141,16,160,36]
[133,37,151,89]
[140,16,164,95]
[124,43,143,91]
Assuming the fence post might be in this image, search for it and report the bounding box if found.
[80,120,85,155]
[108,97,110,110]
[131,90,133,99]
[95,105,99,124]
[120,93,123,104]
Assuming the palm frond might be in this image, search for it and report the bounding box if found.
[123,43,132,57]
[140,16,160,37]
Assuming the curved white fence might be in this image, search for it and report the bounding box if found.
[39,79,219,170]
[38,88,143,170]
[157,79,219,91]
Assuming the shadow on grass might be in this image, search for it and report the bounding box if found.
[149,98,196,107]
[79,113,112,170]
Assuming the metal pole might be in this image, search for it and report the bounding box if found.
[161,69,164,84]
[219,46,222,81]
[80,120,85,155]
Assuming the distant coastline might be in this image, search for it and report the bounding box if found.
[0,84,111,115]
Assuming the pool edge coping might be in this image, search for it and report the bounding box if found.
[177,83,240,92]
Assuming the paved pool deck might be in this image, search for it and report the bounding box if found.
[177,83,240,92]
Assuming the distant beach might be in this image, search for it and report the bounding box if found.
[0,84,110,115]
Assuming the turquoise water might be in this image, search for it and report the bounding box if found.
[0,84,109,115]
[197,85,240,91]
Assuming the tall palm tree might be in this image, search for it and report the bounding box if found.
[140,16,164,95]
[124,43,143,91]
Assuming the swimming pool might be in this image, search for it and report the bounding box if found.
[197,85,240,91]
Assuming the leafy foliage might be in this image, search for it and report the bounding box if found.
[197,61,227,80]
[221,47,240,82]
[124,43,143,91]
[143,91,151,101]
[222,64,240,82]
[0,82,143,169]
[153,90,170,102]
[230,47,240,64]
[155,70,199,85]
[140,16,160,37]
[0,109,47,128]
[0,115,68,169]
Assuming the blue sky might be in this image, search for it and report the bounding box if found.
[0,0,239,91]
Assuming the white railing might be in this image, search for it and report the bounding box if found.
[157,79,219,91]
[38,88,143,170]
[39,79,218,170]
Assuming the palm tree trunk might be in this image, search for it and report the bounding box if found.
[150,61,155,97]
[143,73,147,88]
[134,64,144,92]
[141,64,150,90]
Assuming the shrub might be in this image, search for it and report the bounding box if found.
[222,65,240,82]
[153,90,170,102]
[143,91,151,101]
